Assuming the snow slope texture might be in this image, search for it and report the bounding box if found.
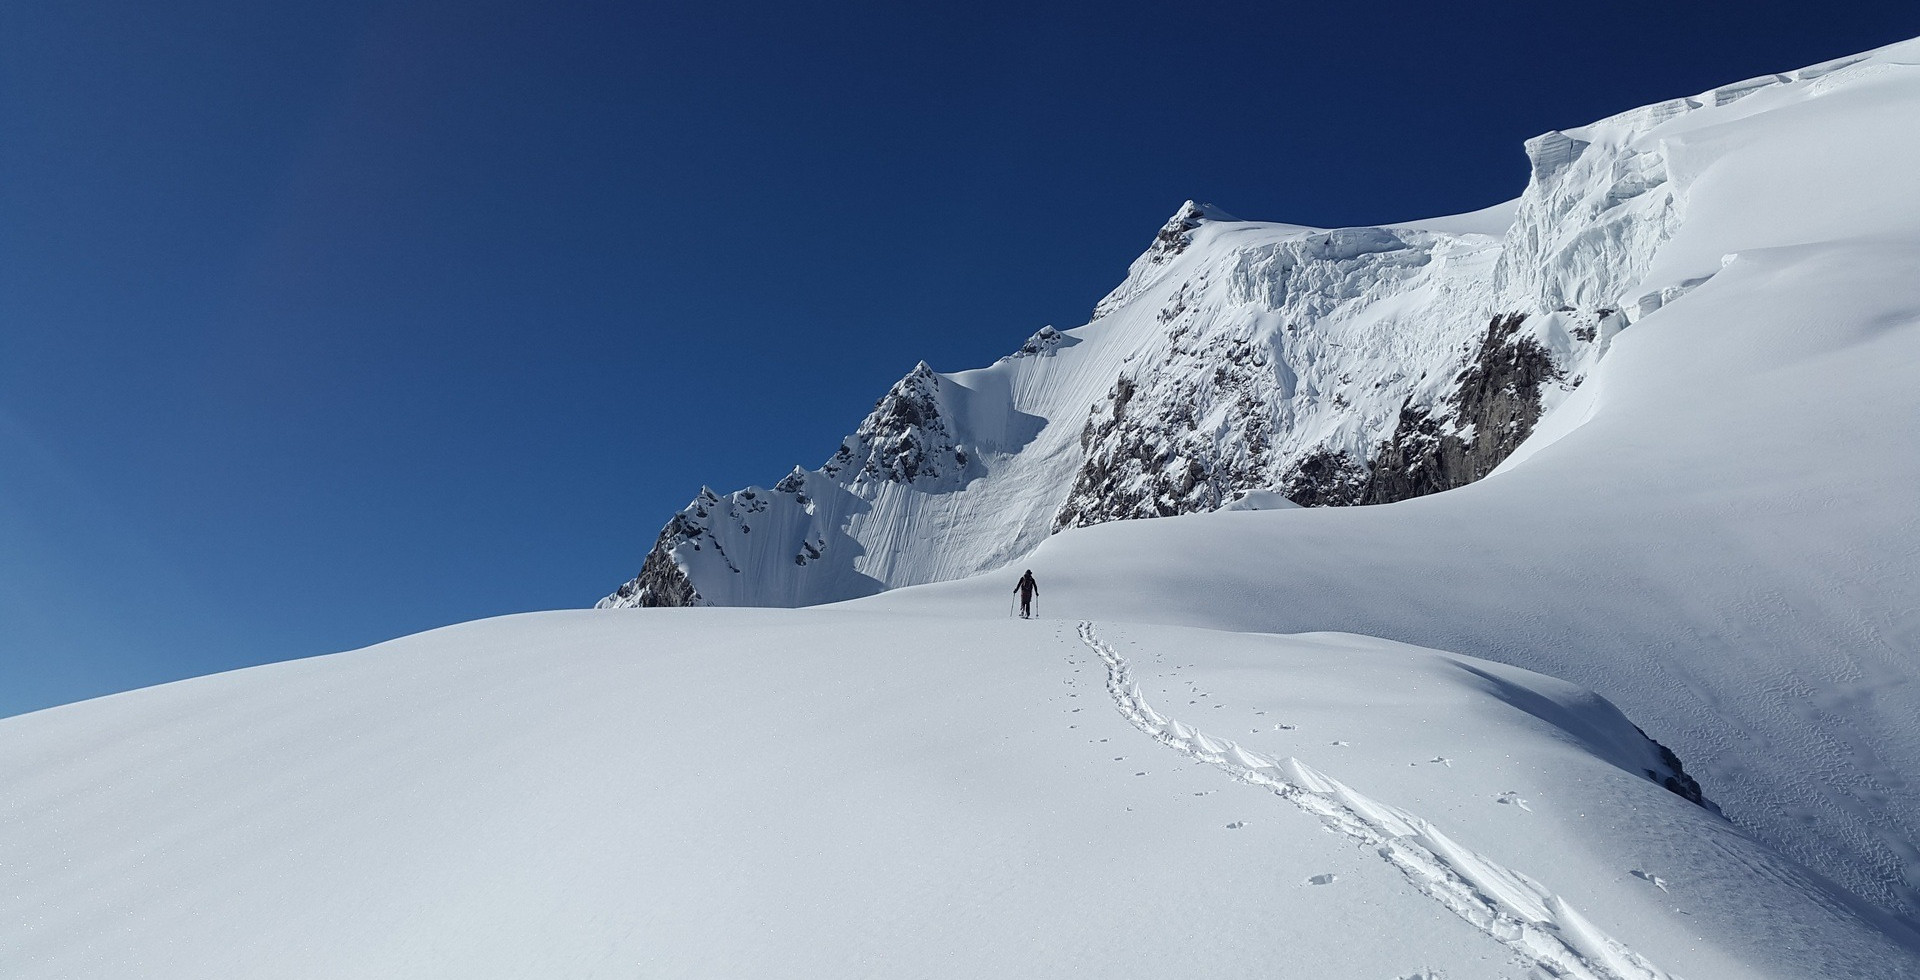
[7,610,1917,978]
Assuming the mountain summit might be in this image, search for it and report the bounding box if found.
[603,60,1726,610]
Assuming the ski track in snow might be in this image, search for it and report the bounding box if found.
[1077,621,1676,980]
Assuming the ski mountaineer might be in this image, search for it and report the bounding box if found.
[1015,570,1039,619]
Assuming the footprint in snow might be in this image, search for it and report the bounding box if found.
[1496,791,1532,811]
[1307,873,1337,885]
[1630,870,1670,892]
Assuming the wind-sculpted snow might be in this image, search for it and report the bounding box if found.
[1493,130,1679,317]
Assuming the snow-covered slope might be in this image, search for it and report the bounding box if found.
[8,610,1917,978]
[862,36,1920,925]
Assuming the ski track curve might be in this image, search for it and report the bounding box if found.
[1076,621,1677,980]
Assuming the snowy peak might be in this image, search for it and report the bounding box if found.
[823,361,969,489]
[605,37,1920,613]
[1092,200,1240,319]
[1148,199,1236,263]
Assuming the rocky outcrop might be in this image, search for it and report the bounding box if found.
[1090,201,1237,319]
[1147,201,1212,264]
[1053,362,1275,531]
[823,362,968,488]
[1006,325,1071,359]
[1278,449,1368,507]
[1640,726,1717,812]
[1359,313,1558,503]
[597,512,708,608]
[1052,300,1622,520]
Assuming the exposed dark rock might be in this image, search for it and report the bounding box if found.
[1052,310,1591,530]
[1280,449,1368,507]
[1359,313,1557,504]
[821,359,975,486]
[772,467,810,505]
[1637,725,1719,812]
[793,539,823,566]
[1008,325,1075,358]
[1055,370,1270,530]
[607,517,703,608]
[1147,201,1211,265]
[822,362,967,486]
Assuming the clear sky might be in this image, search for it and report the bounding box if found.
[3,1,1915,718]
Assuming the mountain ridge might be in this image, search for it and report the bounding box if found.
[603,37,1916,612]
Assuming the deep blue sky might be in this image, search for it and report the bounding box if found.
[3,1,1914,717]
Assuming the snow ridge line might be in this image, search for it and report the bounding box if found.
[1075,621,1677,980]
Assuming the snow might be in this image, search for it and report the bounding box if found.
[1387,199,1520,238]
[1221,488,1301,511]
[9,610,1916,978]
